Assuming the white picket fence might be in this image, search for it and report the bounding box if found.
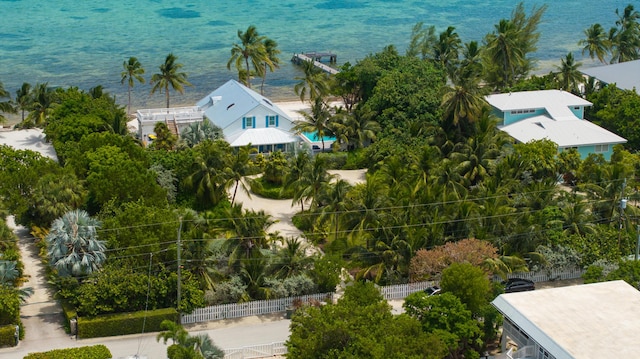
[378,280,437,300]
[181,292,332,324]
[224,342,286,359]
[496,267,585,283]
[183,268,584,325]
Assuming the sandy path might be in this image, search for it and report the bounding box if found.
[231,169,367,240]
[6,216,73,350]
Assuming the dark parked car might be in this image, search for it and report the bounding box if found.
[503,278,535,293]
[424,285,441,296]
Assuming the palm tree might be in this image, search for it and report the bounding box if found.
[14,83,33,123]
[271,237,313,278]
[221,205,274,267]
[483,19,524,89]
[283,151,312,211]
[260,38,281,95]
[184,140,230,209]
[27,82,55,126]
[180,121,223,148]
[318,179,352,241]
[608,5,640,63]
[151,122,177,151]
[32,172,87,228]
[121,57,145,115]
[290,155,336,210]
[555,52,583,92]
[331,106,380,150]
[433,26,461,71]
[157,320,224,359]
[45,209,106,277]
[0,258,33,303]
[294,59,330,103]
[440,67,487,131]
[0,82,15,124]
[293,96,334,151]
[150,53,192,108]
[225,144,256,205]
[227,25,270,88]
[578,23,610,63]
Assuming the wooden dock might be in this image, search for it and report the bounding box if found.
[291,52,339,75]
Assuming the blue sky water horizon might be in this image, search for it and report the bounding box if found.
[0,0,632,110]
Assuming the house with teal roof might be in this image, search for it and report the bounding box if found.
[485,90,626,160]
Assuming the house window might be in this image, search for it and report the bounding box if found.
[595,144,608,153]
[243,116,255,129]
[267,115,276,127]
[574,106,580,110]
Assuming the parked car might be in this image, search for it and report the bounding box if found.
[503,278,535,293]
[424,285,441,296]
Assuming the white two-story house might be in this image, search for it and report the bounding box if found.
[196,80,299,153]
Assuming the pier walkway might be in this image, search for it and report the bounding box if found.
[291,52,339,75]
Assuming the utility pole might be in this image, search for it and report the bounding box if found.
[177,217,183,324]
[618,179,627,248]
[636,225,640,261]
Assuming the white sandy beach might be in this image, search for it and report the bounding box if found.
[0,128,57,160]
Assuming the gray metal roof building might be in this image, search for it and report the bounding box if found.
[492,280,640,359]
[581,60,640,95]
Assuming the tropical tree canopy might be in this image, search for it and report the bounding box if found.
[150,53,192,108]
[46,209,106,277]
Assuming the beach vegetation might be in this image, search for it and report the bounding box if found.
[24,82,55,127]
[260,37,280,95]
[482,3,547,90]
[150,53,192,108]
[0,82,16,124]
[294,58,331,103]
[580,4,640,64]
[554,52,583,93]
[120,56,145,115]
[227,25,272,89]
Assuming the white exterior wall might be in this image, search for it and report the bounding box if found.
[219,104,293,136]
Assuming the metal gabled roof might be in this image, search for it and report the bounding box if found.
[196,79,290,129]
[500,115,626,147]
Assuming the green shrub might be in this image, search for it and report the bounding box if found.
[317,152,347,169]
[0,324,17,348]
[0,287,19,326]
[249,177,294,199]
[77,308,178,339]
[343,149,369,169]
[23,344,111,359]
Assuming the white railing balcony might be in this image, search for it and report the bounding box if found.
[507,345,536,359]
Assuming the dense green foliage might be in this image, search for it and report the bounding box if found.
[23,345,112,359]
[1,8,640,352]
[77,308,178,338]
[0,324,16,348]
[287,282,448,359]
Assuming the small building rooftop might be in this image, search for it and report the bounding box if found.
[581,59,640,95]
[485,90,591,112]
[492,280,640,359]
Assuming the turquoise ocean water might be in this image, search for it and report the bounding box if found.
[0,0,632,109]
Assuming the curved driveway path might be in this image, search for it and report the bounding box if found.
[231,169,367,239]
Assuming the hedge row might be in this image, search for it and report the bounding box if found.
[0,324,16,348]
[77,307,178,339]
[23,344,111,359]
